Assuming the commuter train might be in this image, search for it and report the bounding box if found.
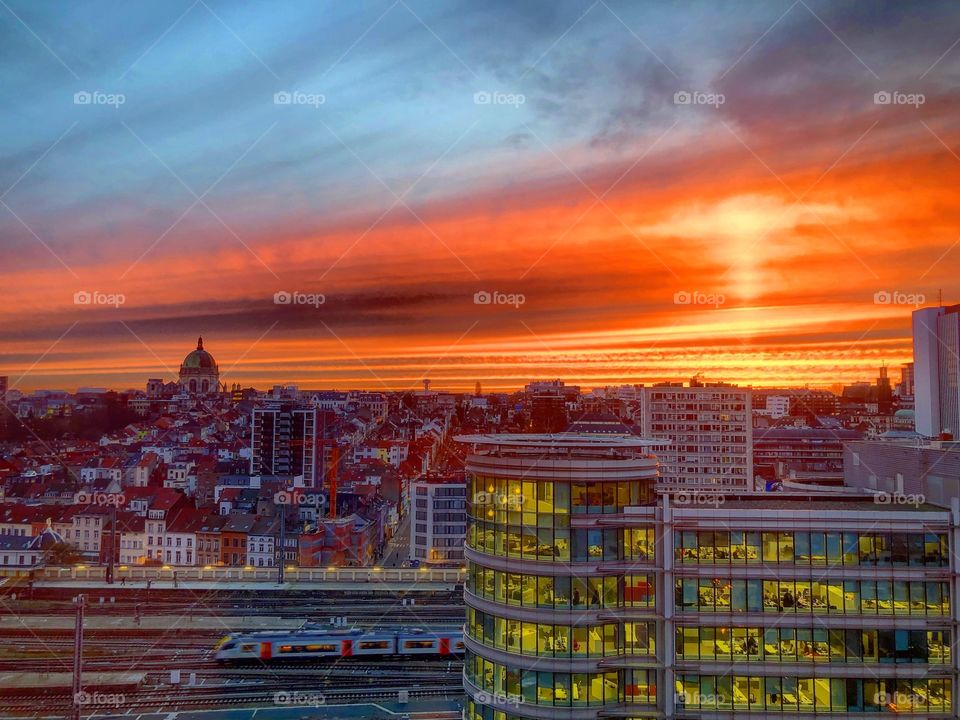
[213,626,464,662]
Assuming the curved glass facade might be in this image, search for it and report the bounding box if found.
[468,606,655,658]
[676,626,951,664]
[460,434,661,720]
[459,435,958,719]
[466,650,657,707]
[676,675,951,713]
[676,530,949,566]
[467,563,655,609]
[464,698,656,720]
[675,578,951,615]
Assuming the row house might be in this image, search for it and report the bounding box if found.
[248,516,279,567]
[196,514,228,566]
[349,391,388,420]
[165,459,196,492]
[218,486,262,515]
[352,441,409,468]
[193,456,221,506]
[117,514,146,565]
[221,513,256,566]
[311,391,350,413]
[0,533,53,568]
[125,452,164,488]
[0,504,46,536]
[160,508,201,566]
[79,457,123,484]
[68,507,107,559]
[143,489,191,562]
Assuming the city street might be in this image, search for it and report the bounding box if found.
[381,514,411,568]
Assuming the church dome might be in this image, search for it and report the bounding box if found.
[180,337,218,372]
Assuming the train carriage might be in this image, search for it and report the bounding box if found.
[214,625,462,662]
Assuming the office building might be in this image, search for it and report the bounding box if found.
[250,403,319,486]
[459,433,957,718]
[844,438,960,508]
[410,472,467,564]
[460,434,662,718]
[913,304,960,438]
[639,384,753,489]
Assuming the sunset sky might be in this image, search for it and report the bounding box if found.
[1,0,958,393]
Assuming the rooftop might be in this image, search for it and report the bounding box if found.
[660,491,946,513]
[455,433,663,449]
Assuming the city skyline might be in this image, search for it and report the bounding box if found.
[2,1,959,392]
[0,328,915,396]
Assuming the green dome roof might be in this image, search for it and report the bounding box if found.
[180,337,218,371]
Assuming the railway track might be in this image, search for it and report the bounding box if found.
[0,681,466,715]
[2,657,463,673]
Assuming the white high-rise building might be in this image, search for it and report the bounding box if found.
[912,304,960,438]
[640,384,753,489]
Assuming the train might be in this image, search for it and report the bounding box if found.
[213,625,464,662]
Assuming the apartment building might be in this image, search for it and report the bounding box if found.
[639,384,752,489]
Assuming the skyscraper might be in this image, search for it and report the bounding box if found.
[912,304,960,438]
[250,403,319,486]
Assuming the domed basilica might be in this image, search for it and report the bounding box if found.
[179,336,221,395]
